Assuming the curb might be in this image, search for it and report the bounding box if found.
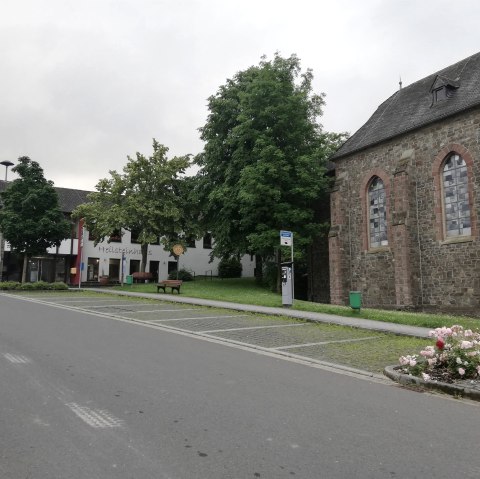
[384,365,480,402]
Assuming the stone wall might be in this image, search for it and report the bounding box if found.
[329,108,480,313]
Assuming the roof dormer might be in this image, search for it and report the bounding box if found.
[430,75,459,105]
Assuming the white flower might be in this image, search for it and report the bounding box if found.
[422,373,431,382]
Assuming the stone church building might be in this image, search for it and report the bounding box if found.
[328,51,480,313]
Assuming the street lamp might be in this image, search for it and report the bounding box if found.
[0,160,14,282]
[0,160,14,182]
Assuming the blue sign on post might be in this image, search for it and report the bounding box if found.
[280,230,292,246]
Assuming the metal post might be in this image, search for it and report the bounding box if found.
[0,160,14,282]
[291,234,294,304]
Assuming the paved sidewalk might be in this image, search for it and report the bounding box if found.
[87,288,431,338]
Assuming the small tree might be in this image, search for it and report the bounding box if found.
[0,157,71,282]
[73,140,195,272]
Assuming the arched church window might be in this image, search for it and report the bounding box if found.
[443,153,471,237]
[368,176,388,247]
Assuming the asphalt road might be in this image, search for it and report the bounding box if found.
[1,293,480,479]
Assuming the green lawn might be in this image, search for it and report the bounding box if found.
[112,277,480,330]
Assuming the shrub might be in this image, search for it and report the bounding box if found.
[0,281,21,290]
[218,257,242,278]
[399,325,480,382]
[0,281,69,291]
[168,269,193,281]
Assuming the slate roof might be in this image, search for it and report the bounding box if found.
[0,180,91,213]
[333,51,480,160]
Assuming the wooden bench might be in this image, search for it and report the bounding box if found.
[132,271,153,283]
[157,280,183,294]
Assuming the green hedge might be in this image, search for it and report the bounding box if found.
[218,257,243,278]
[0,281,69,291]
[168,269,194,281]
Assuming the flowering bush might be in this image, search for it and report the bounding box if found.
[399,325,480,382]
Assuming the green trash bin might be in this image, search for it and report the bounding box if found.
[125,275,133,285]
[349,291,362,311]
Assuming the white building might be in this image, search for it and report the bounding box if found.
[0,183,255,283]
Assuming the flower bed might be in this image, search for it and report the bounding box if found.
[397,325,480,383]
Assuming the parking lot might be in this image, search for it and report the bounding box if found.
[6,291,429,375]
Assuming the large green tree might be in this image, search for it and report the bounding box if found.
[0,156,71,282]
[195,53,347,275]
[73,140,194,273]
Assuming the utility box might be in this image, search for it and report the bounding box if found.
[125,275,133,285]
[281,261,294,307]
[349,291,362,311]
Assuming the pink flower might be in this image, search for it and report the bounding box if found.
[409,358,417,367]
[460,341,474,349]
[420,348,434,357]
[458,367,466,376]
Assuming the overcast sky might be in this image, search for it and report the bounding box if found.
[2,0,480,190]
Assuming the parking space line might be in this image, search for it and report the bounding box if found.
[147,314,249,322]
[79,304,160,309]
[274,336,379,350]
[123,308,198,314]
[202,323,306,333]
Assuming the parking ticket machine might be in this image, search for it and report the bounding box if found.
[281,261,293,307]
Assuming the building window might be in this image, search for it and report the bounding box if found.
[87,257,99,281]
[186,236,196,248]
[203,233,212,249]
[109,229,122,243]
[130,228,140,244]
[168,261,177,275]
[368,176,388,248]
[130,259,140,274]
[433,87,447,103]
[130,228,159,245]
[443,153,471,237]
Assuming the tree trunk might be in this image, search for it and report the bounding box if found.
[140,243,149,273]
[22,253,28,283]
[255,255,263,283]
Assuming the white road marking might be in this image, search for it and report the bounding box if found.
[83,304,158,309]
[202,323,305,333]
[124,308,198,314]
[147,314,250,322]
[3,353,31,364]
[66,402,124,429]
[274,336,379,350]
